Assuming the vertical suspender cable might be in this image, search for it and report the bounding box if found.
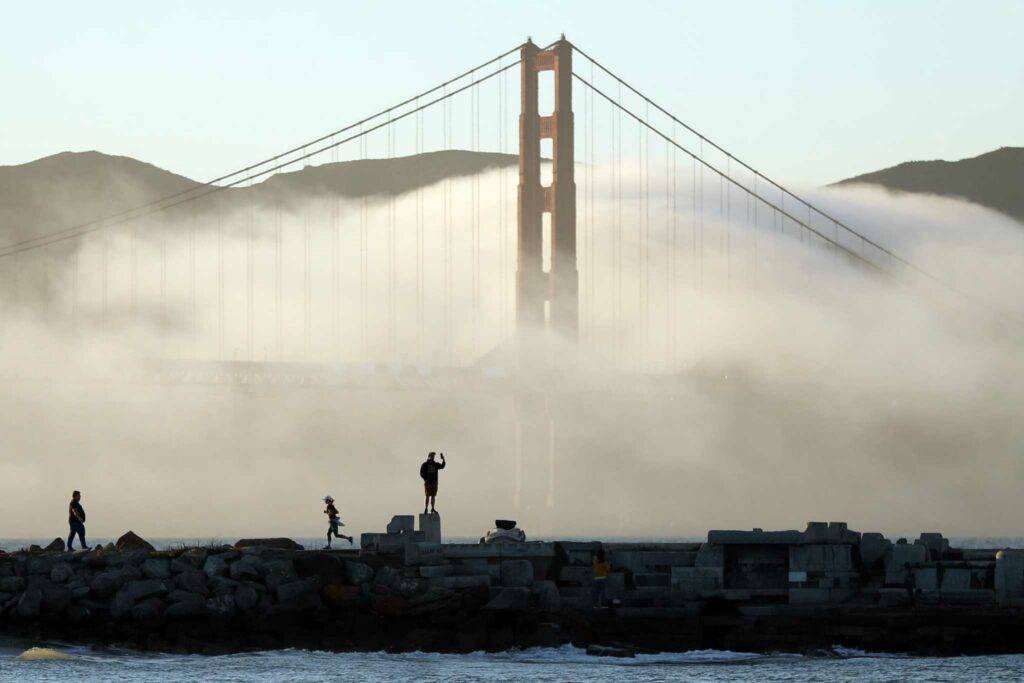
[276,202,282,359]
[360,128,368,358]
[217,210,224,358]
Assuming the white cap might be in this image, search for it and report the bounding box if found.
[323,495,334,503]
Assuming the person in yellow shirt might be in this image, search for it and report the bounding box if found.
[592,548,611,608]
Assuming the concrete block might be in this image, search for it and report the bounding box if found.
[671,567,722,597]
[386,515,415,534]
[788,571,808,584]
[912,567,938,591]
[708,529,803,545]
[789,587,831,604]
[694,543,724,568]
[634,573,671,588]
[427,575,490,589]
[885,543,927,585]
[916,533,949,560]
[441,542,555,560]
[404,542,442,567]
[803,522,829,544]
[558,566,593,586]
[878,588,912,607]
[789,545,853,572]
[859,533,890,567]
[532,580,561,611]
[500,559,534,588]
[418,513,441,544]
[940,567,972,592]
[605,572,625,597]
[418,565,453,579]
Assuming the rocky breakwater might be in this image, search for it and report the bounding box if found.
[0,532,576,655]
[1,518,1024,657]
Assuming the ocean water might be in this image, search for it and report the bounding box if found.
[1,641,1024,682]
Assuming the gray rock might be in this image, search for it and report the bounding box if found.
[131,597,166,623]
[70,586,91,601]
[115,531,155,552]
[209,576,240,597]
[119,579,168,602]
[263,559,297,591]
[89,570,124,598]
[373,565,400,590]
[167,589,205,604]
[178,549,208,569]
[141,558,171,580]
[165,600,209,619]
[206,594,236,619]
[235,584,259,611]
[234,538,304,551]
[394,576,426,598]
[176,570,208,596]
[484,587,531,611]
[500,559,534,588]
[50,563,74,583]
[203,554,230,578]
[41,584,73,614]
[66,603,92,623]
[0,576,25,593]
[110,590,135,620]
[345,560,374,585]
[27,557,53,576]
[276,578,316,602]
[16,587,42,619]
[44,538,66,552]
[386,515,415,533]
[82,549,108,569]
[229,555,264,582]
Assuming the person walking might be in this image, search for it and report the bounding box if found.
[67,490,88,551]
[323,495,353,549]
[420,451,446,514]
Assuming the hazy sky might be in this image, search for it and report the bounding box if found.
[2,1,1022,186]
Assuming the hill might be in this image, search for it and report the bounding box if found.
[832,147,1024,224]
[0,150,518,244]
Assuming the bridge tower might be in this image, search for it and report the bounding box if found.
[517,37,577,344]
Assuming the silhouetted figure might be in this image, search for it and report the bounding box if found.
[592,548,610,607]
[323,495,352,549]
[420,452,446,514]
[68,490,88,551]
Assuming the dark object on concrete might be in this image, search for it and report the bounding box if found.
[235,538,304,551]
[116,531,155,552]
[495,520,517,531]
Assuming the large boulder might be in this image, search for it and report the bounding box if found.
[234,538,304,551]
[141,558,172,580]
[263,559,297,591]
[40,584,73,614]
[293,552,345,583]
[206,594,236,619]
[345,560,374,586]
[115,531,155,552]
[276,578,317,603]
[176,570,209,596]
[16,587,43,619]
[131,597,166,625]
[119,579,168,603]
[203,554,230,579]
[165,600,208,620]
[0,576,25,593]
[89,570,124,598]
[173,549,208,571]
[229,555,265,582]
[234,584,259,611]
[44,538,66,552]
[50,563,74,584]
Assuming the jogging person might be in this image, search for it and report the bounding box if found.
[420,451,446,514]
[323,495,353,549]
[67,490,88,551]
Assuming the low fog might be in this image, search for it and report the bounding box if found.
[1,164,1022,542]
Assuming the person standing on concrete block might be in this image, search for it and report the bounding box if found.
[323,495,352,549]
[67,490,88,551]
[420,451,446,514]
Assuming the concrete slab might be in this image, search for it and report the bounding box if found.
[418,514,442,544]
[387,516,415,534]
[708,530,803,545]
[671,567,723,597]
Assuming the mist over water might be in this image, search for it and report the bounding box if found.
[1,164,1022,542]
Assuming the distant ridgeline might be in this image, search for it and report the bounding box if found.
[832,146,1024,225]
[1,519,1024,657]
[0,150,518,243]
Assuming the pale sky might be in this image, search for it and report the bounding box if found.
[2,1,1021,186]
